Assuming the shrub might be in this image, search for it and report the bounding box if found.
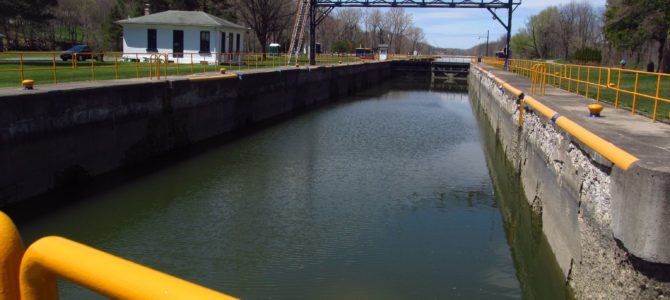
[573,47,602,63]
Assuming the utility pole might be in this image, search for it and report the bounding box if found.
[309,0,316,65]
[486,30,489,57]
[505,0,512,70]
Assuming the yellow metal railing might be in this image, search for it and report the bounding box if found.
[531,64,547,96]
[0,51,450,88]
[474,64,639,170]
[0,211,237,300]
[0,51,374,88]
[483,57,670,122]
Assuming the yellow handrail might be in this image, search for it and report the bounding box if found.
[0,212,23,300]
[0,211,237,300]
[484,57,670,122]
[475,65,639,170]
[19,236,237,300]
[0,51,436,89]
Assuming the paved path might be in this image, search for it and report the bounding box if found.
[481,64,670,172]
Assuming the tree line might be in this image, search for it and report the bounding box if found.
[0,0,427,55]
[317,7,428,55]
[470,0,670,72]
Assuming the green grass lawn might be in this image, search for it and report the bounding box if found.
[0,53,359,88]
[510,62,670,122]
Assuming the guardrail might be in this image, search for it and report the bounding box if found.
[474,64,639,171]
[0,51,437,88]
[483,57,670,122]
[0,51,363,88]
[0,211,237,300]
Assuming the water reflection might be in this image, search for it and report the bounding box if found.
[472,90,574,300]
[15,80,561,299]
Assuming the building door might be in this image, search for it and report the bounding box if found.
[173,30,183,58]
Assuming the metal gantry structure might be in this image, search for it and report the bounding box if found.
[303,0,522,68]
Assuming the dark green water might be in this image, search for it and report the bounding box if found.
[17,81,569,299]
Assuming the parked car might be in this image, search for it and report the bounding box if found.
[60,45,103,61]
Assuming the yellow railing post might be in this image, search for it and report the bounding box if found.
[19,236,237,300]
[615,69,622,108]
[91,57,95,81]
[51,53,57,83]
[585,67,591,98]
[568,65,572,92]
[164,54,169,79]
[541,65,547,96]
[531,65,537,95]
[19,53,24,82]
[135,54,140,79]
[597,68,602,101]
[631,72,640,113]
[576,65,581,95]
[114,55,119,80]
[0,211,24,300]
[149,54,153,79]
[653,74,662,122]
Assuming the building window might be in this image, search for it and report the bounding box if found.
[200,31,210,53]
[228,33,233,54]
[236,33,241,52]
[147,29,157,52]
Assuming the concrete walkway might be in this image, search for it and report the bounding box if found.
[481,64,670,172]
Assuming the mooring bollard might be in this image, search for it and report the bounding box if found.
[588,103,604,117]
[22,79,34,90]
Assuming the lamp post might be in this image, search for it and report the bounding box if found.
[477,30,489,57]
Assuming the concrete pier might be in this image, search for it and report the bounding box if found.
[469,64,670,298]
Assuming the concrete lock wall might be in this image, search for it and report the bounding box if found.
[468,68,670,298]
[0,62,391,207]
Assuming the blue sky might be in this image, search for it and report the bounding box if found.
[404,0,607,49]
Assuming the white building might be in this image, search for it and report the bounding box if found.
[116,10,247,65]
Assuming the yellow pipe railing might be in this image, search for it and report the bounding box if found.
[0,211,237,300]
[0,212,23,300]
[485,57,670,123]
[0,51,395,88]
[1,51,445,89]
[475,64,639,171]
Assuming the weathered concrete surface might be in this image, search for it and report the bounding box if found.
[478,65,670,264]
[469,65,670,299]
[0,62,391,207]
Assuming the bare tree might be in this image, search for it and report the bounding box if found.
[386,8,412,53]
[406,26,425,54]
[334,8,363,45]
[234,0,293,55]
[364,9,385,47]
[556,3,578,60]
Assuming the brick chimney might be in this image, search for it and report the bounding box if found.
[144,3,151,16]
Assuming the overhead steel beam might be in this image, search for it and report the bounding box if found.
[308,0,522,69]
[313,0,520,8]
